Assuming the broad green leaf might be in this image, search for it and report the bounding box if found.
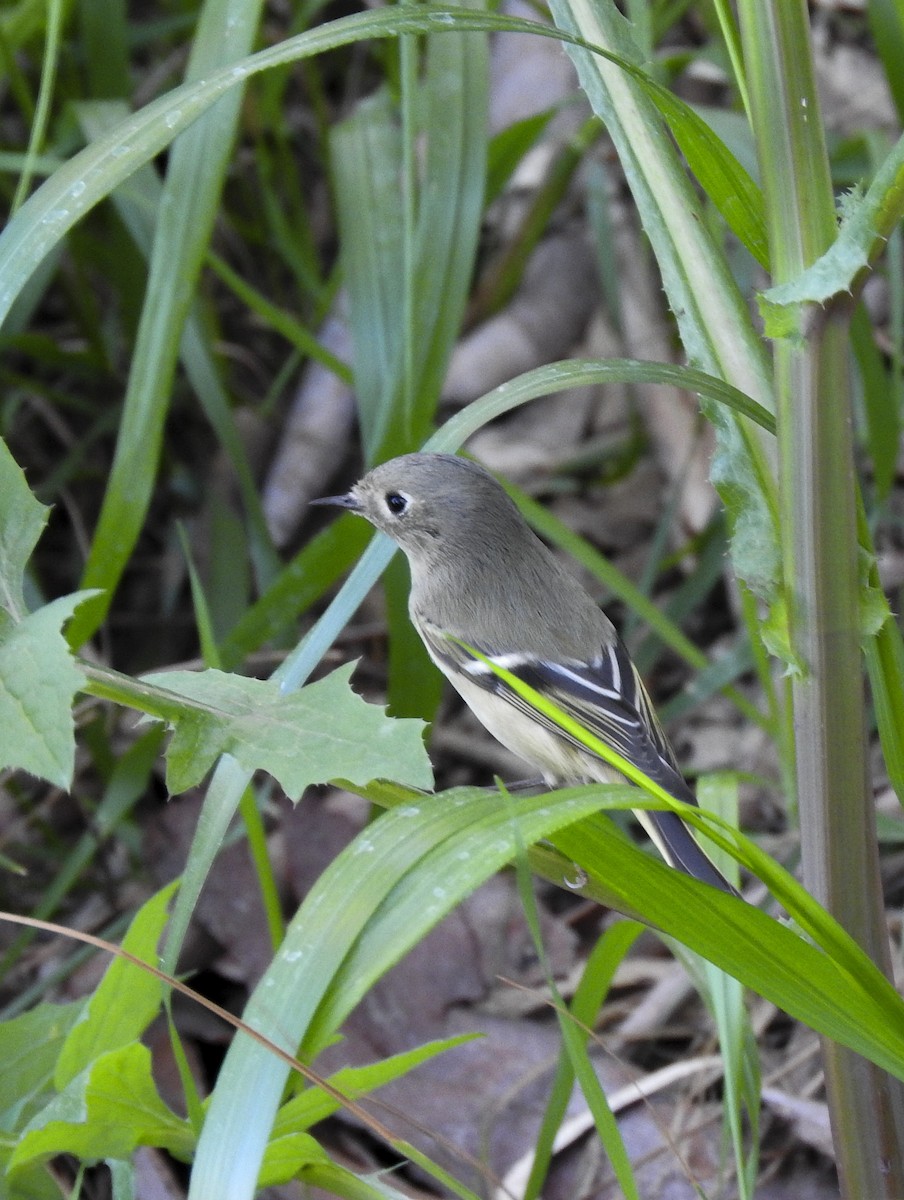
[9,1044,193,1174]
[0,437,48,621]
[142,661,433,798]
[55,883,178,1089]
[0,592,95,788]
[0,1002,83,1128]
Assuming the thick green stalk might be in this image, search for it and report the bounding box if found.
[739,3,904,1193]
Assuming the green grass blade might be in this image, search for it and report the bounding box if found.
[331,91,404,460]
[522,921,643,1200]
[73,100,282,596]
[10,0,63,216]
[66,0,267,646]
[188,788,616,1199]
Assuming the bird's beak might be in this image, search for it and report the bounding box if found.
[310,490,362,512]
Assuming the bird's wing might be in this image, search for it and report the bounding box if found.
[426,630,734,894]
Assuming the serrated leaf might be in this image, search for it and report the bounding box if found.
[56,882,178,1089]
[759,136,904,337]
[9,1043,194,1174]
[141,661,433,799]
[0,592,95,788]
[0,440,98,787]
[0,438,49,621]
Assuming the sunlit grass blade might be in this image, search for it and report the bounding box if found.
[188,788,617,1199]
[546,811,904,1076]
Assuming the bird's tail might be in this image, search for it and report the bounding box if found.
[634,805,738,895]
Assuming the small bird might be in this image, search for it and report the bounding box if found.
[314,452,733,893]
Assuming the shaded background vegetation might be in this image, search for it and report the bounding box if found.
[3,1,904,1197]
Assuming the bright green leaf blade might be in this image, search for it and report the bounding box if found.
[551,813,904,1080]
[55,882,178,1089]
[191,779,904,1200]
[0,593,95,788]
[9,1044,193,1174]
[644,75,768,268]
[142,661,433,798]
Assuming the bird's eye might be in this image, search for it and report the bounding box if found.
[384,492,409,516]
